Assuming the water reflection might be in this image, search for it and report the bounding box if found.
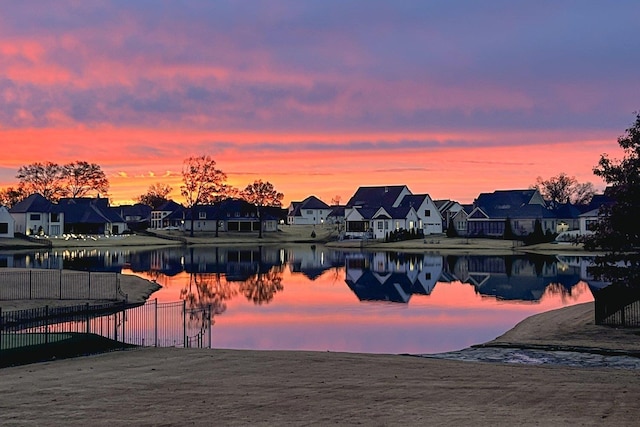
[1,245,597,353]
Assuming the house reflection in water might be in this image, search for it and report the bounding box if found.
[345,252,594,304]
[287,245,346,280]
[345,252,443,303]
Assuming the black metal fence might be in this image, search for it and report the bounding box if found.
[0,269,125,301]
[594,285,640,327]
[0,299,212,367]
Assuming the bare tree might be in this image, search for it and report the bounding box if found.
[180,155,228,237]
[330,195,342,206]
[61,161,110,198]
[240,180,284,238]
[16,162,65,201]
[0,185,28,208]
[137,182,173,209]
[533,173,596,207]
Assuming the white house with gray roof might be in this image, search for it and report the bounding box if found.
[287,195,331,225]
[343,185,442,239]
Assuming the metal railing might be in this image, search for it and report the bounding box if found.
[594,285,640,327]
[0,269,125,301]
[0,299,213,367]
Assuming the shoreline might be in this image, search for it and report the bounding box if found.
[0,227,602,256]
[1,302,639,425]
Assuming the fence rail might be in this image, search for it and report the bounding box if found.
[1,299,212,367]
[0,269,125,301]
[594,285,640,327]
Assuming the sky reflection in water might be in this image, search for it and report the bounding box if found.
[118,246,594,354]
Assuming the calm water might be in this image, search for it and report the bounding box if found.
[0,245,596,354]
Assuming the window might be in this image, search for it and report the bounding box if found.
[0,223,7,234]
[307,210,313,214]
[377,221,383,230]
[30,214,40,221]
[424,210,430,216]
[199,211,206,219]
[51,213,60,222]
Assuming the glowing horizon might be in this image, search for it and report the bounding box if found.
[1,2,638,206]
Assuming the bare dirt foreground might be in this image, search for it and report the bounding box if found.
[1,303,640,426]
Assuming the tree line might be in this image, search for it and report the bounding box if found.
[0,155,284,238]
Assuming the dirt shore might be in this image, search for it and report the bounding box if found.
[1,302,639,426]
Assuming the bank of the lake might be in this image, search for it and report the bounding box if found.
[1,301,638,426]
[0,225,599,256]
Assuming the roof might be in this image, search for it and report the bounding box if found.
[299,195,330,210]
[475,189,543,211]
[396,194,428,209]
[472,189,552,219]
[346,185,408,208]
[114,204,152,220]
[552,203,582,219]
[327,206,345,217]
[156,200,183,212]
[58,198,126,224]
[9,194,57,214]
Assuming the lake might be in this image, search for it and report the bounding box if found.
[0,245,597,354]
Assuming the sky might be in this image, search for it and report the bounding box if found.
[1,1,639,206]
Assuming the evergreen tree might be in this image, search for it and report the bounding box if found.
[584,113,640,288]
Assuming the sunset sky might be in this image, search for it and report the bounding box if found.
[1,1,639,206]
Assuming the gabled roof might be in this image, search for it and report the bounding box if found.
[58,198,126,224]
[299,195,330,210]
[396,194,428,209]
[114,204,152,220]
[434,199,460,213]
[475,189,544,211]
[552,203,582,219]
[156,200,183,212]
[346,185,408,208]
[473,189,551,219]
[9,194,56,214]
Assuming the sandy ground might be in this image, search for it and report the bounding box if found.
[1,302,640,426]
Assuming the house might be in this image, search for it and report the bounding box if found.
[184,199,279,233]
[396,194,442,235]
[287,196,332,225]
[579,208,600,235]
[9,193,64,236]
[58,198,127,235]
[151,200,184,229]
[113,204,152,231]
[0,206,15,238]
[434,200,464,231]
[467,189,555,237]
[551,203,582,233]
[450,204,473,236]
[343,185,442,239]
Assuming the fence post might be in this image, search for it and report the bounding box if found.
[29,270,32,300]
[59,270,63,300]
[183,300,187,348]
[154,299,158,348]
[88,271,91,299]
[45,305,49,346]
[121,300,126,349]
[85,303,90,335]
